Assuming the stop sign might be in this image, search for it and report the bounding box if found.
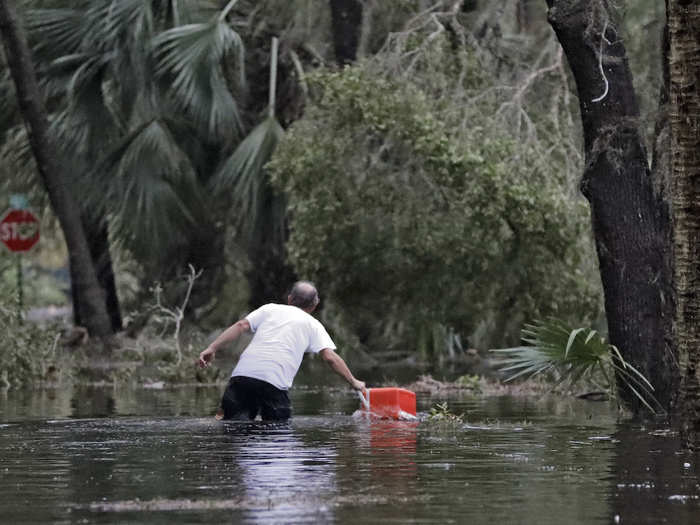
[0,209,40,252]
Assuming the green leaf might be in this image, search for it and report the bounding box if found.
[490,319,661,414]
[211,115,285,245]
[152,4,245,139]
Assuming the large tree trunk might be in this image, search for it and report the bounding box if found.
[0,0,113,336]
[546,0,678,413]
[651,1,676,410]
[329,0,363,66]
[668,0,700,436]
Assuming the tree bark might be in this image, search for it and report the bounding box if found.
[246,194,296,309]
[72,217,122,332]
[546,0,678,413]
[668,0,700,436]
[651,0,676,411]
[0,0,113,336]
[329,0,363,66]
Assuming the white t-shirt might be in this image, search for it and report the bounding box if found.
[231,303,336,390]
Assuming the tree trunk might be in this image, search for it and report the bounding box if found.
[329,0,363,66]
[651,0,676,410]
[546,0,678,413]
[0,0,113,336]
[246,194,296,309]
[182,223,226,313]
[72,217,122,332]
[668,0,700,436]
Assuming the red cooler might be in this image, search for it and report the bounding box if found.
[363,387,416,419]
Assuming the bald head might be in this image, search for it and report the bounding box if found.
[288,281,319,312]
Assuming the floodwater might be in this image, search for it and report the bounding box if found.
[1,384,700,524]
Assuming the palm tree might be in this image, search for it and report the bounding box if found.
[211,36,290,307]
[0,0,113,336]
[8,0,293,313]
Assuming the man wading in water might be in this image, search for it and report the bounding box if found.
[198,281,366,421]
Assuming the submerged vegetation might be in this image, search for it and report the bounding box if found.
[428,402,465,424]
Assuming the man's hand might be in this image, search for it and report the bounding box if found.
[198,347,216,368]
[351,379,366,392]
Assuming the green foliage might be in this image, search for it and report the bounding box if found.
[269,67,600,352]
[213,114,285,248]
[428,402,464,423]
[0,258,67,307]
[491,319,661,413]
[4,0,271,291]
[155,339,223,385]
[454,374,483,393]
[0,303,68,388]
[152,0,246,138]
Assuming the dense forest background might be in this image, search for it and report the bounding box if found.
[0,0,670,363]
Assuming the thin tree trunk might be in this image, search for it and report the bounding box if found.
[72,217,122,332]
[329,0,363,66]
[546,0,678,413]
[0,0,112,336]
[668,0,700,437]
[246,194,296,309]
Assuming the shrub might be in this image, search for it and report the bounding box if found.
[0,302,68,388]
[269,67,600,354]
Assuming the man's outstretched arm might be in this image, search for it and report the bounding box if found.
[197,319,251,368]
[320,348,365,391]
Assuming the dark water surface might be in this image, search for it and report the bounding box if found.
[1,385,699,524]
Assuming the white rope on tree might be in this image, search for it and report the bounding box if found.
[592,17,610,103]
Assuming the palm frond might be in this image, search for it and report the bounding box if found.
[0,70,19,133]
[152,0,220,27]
[0,124,38,188]
[25,7,91,59]
[102,0,155,45]
[211,114,284,243]
[491,319,662,413]
[89,118,204,259]
[152,0,245,139]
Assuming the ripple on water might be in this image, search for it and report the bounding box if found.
[0,391,699,524]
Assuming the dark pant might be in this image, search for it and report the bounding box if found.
[220,376,292,421]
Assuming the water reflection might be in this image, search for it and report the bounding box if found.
[0,385,225,421]
[221,422,338,522]
[3,388,700,524]
[610,425,700,524]
[368,420,418,480]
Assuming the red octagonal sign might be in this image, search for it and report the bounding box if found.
[0,208,40,252]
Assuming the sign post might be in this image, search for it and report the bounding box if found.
[1,202,40,320]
